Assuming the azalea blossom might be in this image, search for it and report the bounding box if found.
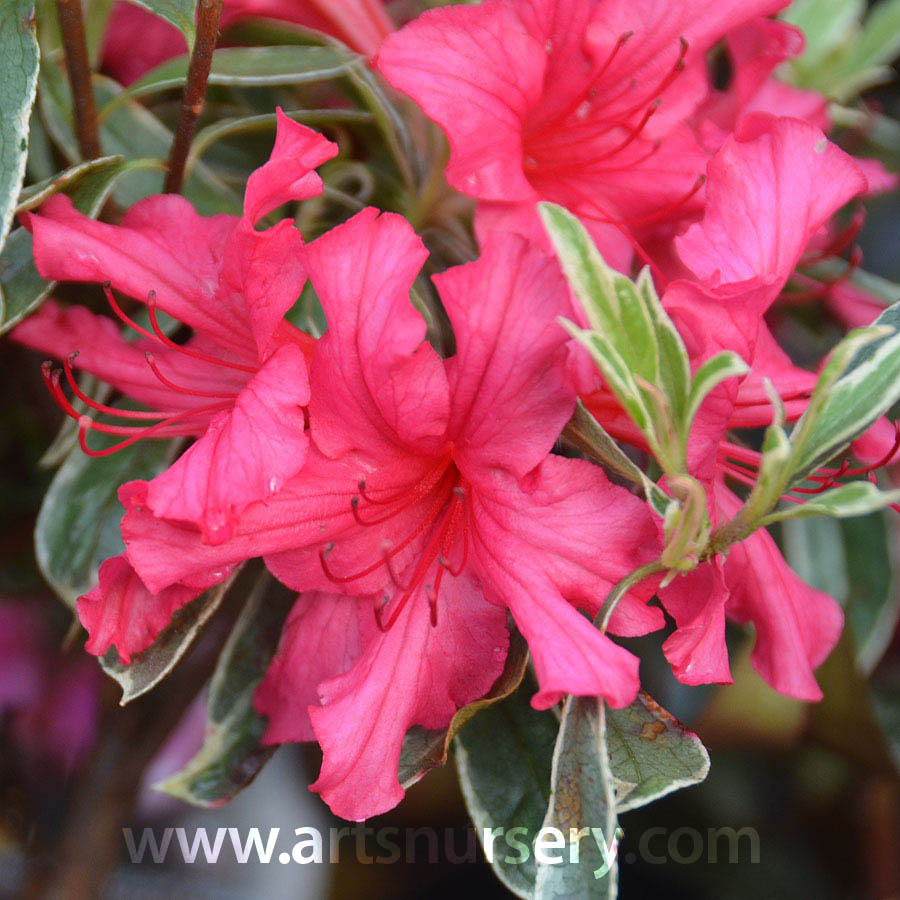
[13,112,337,660]
[653,115,869,698]
[377,0,787,270]
[103,0,394,85]
[110,211,660,819]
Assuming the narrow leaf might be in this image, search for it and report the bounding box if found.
[534,697,618,900]
[762,481,900,525]
[685,351,750,431]
[788,302,900,485]
[109,45,357,110]
[129,0,198,48]
[101,571,238,704]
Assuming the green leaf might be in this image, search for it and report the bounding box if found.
[128,0,197,48]
[534,697,618,900]
[0,156,160,334]
[782,512,900,674]
[16,153,125,212]
[541,201,692,472]
[780,0,900,100]
[788,302,900,485]
[83,0,113,67]
[762,481,900,525]
[34,427,171,608]
[108,45,357,111]
[455,684,558,899]
[606,692,710,813]
[38,67,240,212]
[399,629,528,788]
[155,574,295,806]
[685,351,750,431]
[101,572,238,704]
[0,1,39,257]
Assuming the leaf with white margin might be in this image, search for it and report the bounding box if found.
[788,300,900,486]
[606,692,710,814]
[762,480,900,526]
[155,573,294,805]
[0,0,38,257]
[534,696,619,900]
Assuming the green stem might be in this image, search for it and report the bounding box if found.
[596,560,666,633]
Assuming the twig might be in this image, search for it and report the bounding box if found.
[164,0,224,194]
[55,0,101,160]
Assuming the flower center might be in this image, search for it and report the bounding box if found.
[521,35,702,277]
[319,457,470,631]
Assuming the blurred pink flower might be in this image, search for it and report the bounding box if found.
[0,602,101,775]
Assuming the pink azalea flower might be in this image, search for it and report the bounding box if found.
[694,15,896,201]
[102,0,394,85]
[652,115,869,698]
[114,212,660,819]
[376,0,787,269]
[13,112,337,661]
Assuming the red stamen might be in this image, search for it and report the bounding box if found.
[145,292,257,374]
[60,354,173,420]
[144,352,239,399]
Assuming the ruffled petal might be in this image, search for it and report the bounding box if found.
[23,195,255,361]
[77,554,198,663]
[718,483,843,700]
[255,592,371,744]
[659,562,733,685]
[243,109,338,224]
[437,232,575,477]
[469,456,660,708]
[145,343,310,543]
[376,1,545,201]
[676,114,867,297]
[305,208,450,457]
[308,571,507,820]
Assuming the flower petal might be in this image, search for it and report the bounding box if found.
[77,554,197,663]
[676,114,867,294]
[436,232,575,477]
[376,0,545,201]
[243,109,338,224]
[11,300,248,421]
[305,208,450,457]
[145,343,310,544]
[255,591,371,744]
[718,483,843,700]
[659,562,733,685]
[470,456,659,708]
[23,195,256,361]
[309,571,507,820]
